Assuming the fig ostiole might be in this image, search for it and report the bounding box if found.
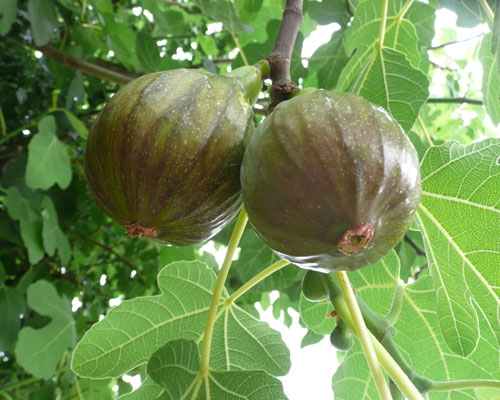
[241,90,421,272]
[85,66,263,245]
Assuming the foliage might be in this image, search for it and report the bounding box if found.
[0,0,499,399]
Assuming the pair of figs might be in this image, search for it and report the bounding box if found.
[85,65,421,272]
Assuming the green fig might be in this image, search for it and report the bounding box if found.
[301,270,328,302]
[329,319,353,351]
[241,90,421,272]
[85,66,263,245]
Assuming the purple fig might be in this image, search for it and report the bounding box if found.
[85,66,262,245]
[241,90,421,272]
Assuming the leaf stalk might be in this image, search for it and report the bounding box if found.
[334,271,392,399]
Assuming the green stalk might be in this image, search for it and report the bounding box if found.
[431,379,500,391]
[478,0,494,22]
[418,116,433,147]
[321,274,426,400]
[198,208,248,376]
[334,271,392,400]
[386,279,405,326]
[225,259,290,306]
[396,0,415,20]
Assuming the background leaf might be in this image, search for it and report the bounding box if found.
[14,280,75,379]
[25,116,72,191]
[27,0,58,46]
[41,195,71,264]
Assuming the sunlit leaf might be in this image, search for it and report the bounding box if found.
[416,139,500,356]
[147,339,287,399]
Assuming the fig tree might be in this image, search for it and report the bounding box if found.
[241,90,421,272]
[85,66,263,245]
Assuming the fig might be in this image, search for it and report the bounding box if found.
[329,319,353,351]
[85,66,263,245]
[241,90,421,272]
[301,270,328,302]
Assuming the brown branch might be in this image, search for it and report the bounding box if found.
[36,45,137,85]
[404,236,426,256]
[82,235,140,272]
[267,0,303,112]
[427,97,483,105]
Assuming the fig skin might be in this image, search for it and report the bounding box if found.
[85,67,260,245]
[241,90,421,272]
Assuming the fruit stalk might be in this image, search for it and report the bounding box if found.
[321,273,426,400]
[334,271,392,399]
[199,208,248,376]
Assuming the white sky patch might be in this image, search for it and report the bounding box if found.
[301,23,341,59]
[34,50,43,59]
[143,9,154,23]
[72,297,83,312]
[100,274,107,286]
[206,22,223,35]
[172,47,193,61]
[157,39,167,46]
[123,374,142,390]
[107,50,115,57]
[22,129,30,136]
[132,7,142,17]
[109,295,123,308]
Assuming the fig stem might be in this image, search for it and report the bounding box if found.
[385,279,405,326]
[334,271,392,400]
[224,259,290,306]
[198,208,248,378]
[321,273,425,400]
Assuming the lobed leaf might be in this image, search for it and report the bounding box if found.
[72,261,290,379]
[147,339,287,399]
[417,139,500,356]
[14,280,75,379]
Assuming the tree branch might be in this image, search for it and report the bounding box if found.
[404,236,426,256]
[427,97,483,105]
[267,0,303,112]
[428,33,485,50]
[36,45,137,85]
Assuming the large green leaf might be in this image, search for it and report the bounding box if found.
[71,261,290,379]
[338,0,430,131]
[25,116,72,191]
[416,139,500,356]
[15,280,76,379]
[147,339,287,399]
[479,33,500,125]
